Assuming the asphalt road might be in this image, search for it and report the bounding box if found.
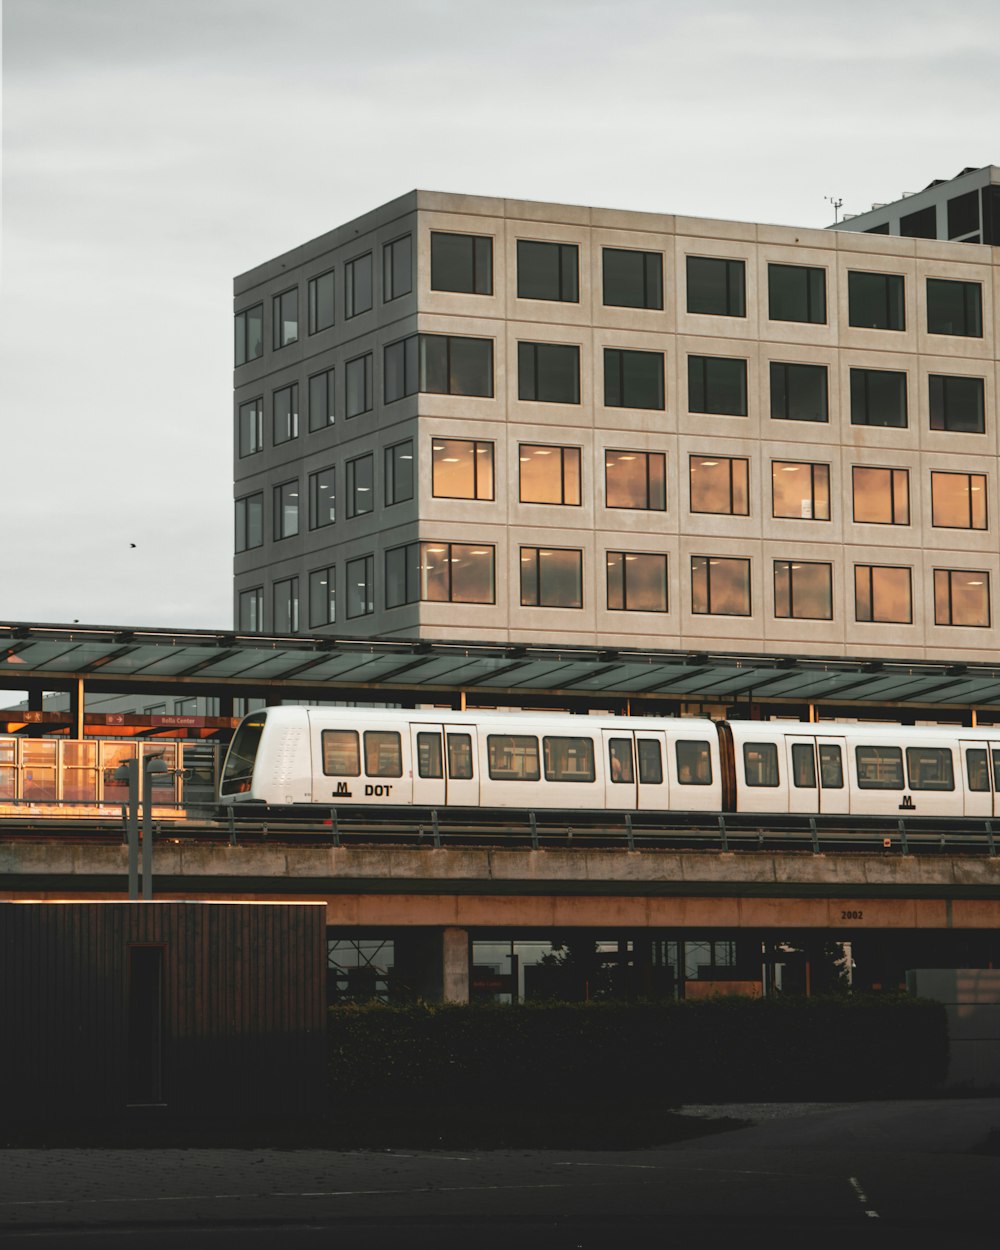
[1,1100,998,1249]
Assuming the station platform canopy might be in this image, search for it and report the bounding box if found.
[3,621,1000,733]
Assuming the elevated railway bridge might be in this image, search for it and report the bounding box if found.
[4,620,1000,1002]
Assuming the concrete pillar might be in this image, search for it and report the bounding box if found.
[442,927,470,1003]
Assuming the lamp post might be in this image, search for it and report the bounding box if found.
[114,755,169,900]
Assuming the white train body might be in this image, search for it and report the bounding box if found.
[219,706,1000,818]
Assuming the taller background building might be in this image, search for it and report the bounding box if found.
[233,183,1000,661]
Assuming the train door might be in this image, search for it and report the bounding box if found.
[816,736,849,815]
[635,731,670,812]
[960,739,1000,817]
[602,730,637,809]
[444,724,480,807]
[410,724,446,806]
[785,737,819,815]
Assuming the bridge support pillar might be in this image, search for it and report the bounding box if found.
[442,927,470,1003]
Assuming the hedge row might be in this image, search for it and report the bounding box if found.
[329,996,948,1108]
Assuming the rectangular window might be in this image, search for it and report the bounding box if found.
[686,256,745,317]
[929,374,985,434]
[417,732,443,779]
[447,734,473,779]
[906,746,954,791]
[235,493,262,552]
[688,355,748,416]
[691,556,751,616]
[848,270,905,330]
[308,566,336,628]
[518,341,580,404]
[383,335,419,403]
[900,205,936,238]
[638,740,663,785]
[517,239,579,302]
[771,461,830,521]
[432,438,494,500]
[382,234,412,302]
[308,466,335,529]
[609,738,634,784]
[385,542,418,608]
[602,247,663,309]
[934,569,990,628]
[234,304,263,366]
[308,269,335,334]
[743,742,780,786]
[346,353,373,418]
[768,263,826,324]
[676,740,712,785]
[365,731,402,778]
[773,560,833,619]
[238,587,263,632]
[604,348,665,410]
[948,190,980,239]
[850,368,908,427]
[387,542,495,607]
[308,368,335,432]
[346,454,374,518]
[855,745,904,789]
[322,729,360,776]
[689,456,749,515]
[272,288,298,349]
[272,576,299,633]
[792,743,816,788]
[385,441,414,506]
[487,735,540,781]
[770,361,828,422]
[967,748,990,792]
[346,555,374,618]
[927,278,983,337]
[238,398,262,457]
[852,467,909,525]
[519,444,581,505]
[430,231,493,295]
[273,383,299,444]
[419,334,494,397]
[605,450,666,511]
[854,565,912,624]
[931,471,987,529]
[543,736,595,782]
[520,547,583,608]
[273,480,300,541]
[345,252,373,318]
[607,552,668,612]
[819,745,844,788]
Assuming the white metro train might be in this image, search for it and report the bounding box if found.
[218,706,1000,818]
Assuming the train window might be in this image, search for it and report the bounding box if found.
[364,731,403,778]
[992,750,1000,792]
[743,742,780,787]
[855,745,904,789]
[608,738,634,784]
[488,735,540,781]
[544,737,596,783]
[791,743,816,788]
[676,740,712,785]
[906,747,954,791]
[322,730,361,776]
[447,733,473,780]
[637,739,663,785]
[966,749,989,792]
[416,732,443,779]
[819,745,844,788]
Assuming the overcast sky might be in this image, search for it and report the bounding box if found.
[2,0,999,631]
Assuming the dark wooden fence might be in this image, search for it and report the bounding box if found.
[0,902,326,1125]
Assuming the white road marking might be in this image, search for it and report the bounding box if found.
[849,1175,879,1219]
[554,1161,789,1177]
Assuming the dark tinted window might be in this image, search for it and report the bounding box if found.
[604,348,664,410]
[791,743,816,788]
[768,264,826,324]
[637,739,663,785]
[929,374,985,433]
[431,232,492,294]
[948,190,979,239]
[743,742,780,786]
[966,748,989,792]
[819,745,844,788]
[517,240,578,302]
[927,279,982,337]
[603,248,663,309]
[688,356,747,416]
[676,740,713,785]
[518,342,580,404]
[322,730,360,776]
[906,746,954,791]
[848,271,905,330]
[543,736,595,782]
[900,205,936,238]
[770,362,828,422]
[416,732,443,779]
[487,735,540,781]
[447,734,473,779]
[850,368,907,427]
[686,256,745,317]
[855,745,904,789]
[345,253,373,318]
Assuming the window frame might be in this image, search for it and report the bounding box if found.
[926,277,983,338]
[848,269,906,331]
[308,565,336,629]
[345,554,374,618]
[691,555,752,617]
[345,352,373,419]
[854,564,913,624]
[769,360,828,423]
[770,460,831,522]
[307,269,335,335]
[689,455,750,516]
[384,440,415,507]
[271,287,298,350]
[344,252,373,319]
[518,443,582,506]
[272,479,300,542]
[430,231,493,295]
[603,347,665,410]
[604,449,666,511]
[234,493,263,553]
[930,471,987,530]
[516,239,579,303]
[308,465,336,530]
[234,303,263,366]
[929,373,986,435]
[237,397,263,458]
[431,438,495,501]
[346,453,375,519]
[272,576,299,633]
[601,247,663,310]
[238,587,264,633]
[519,546,584,609]
[308,367,335,432]
[518,341,581,405]
[687,354,749,416]
[934,568,991,628]
[272,382,299,445]
[685,255,746,317]
[606,551,669,613]
[773,559,833,620]
[767,262,827,325]
[851,466,910,526]
[382,234,412,303]
[849,367,908,428]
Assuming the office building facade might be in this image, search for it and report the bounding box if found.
[234,189,1000,660]
[831,164,1000,244]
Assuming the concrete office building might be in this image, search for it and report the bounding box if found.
[831,164,1000,244]
[233,188,1000,661]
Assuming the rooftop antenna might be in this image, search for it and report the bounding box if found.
[826,195,843,223]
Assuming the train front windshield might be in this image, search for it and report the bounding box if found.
[220,716,266,797]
